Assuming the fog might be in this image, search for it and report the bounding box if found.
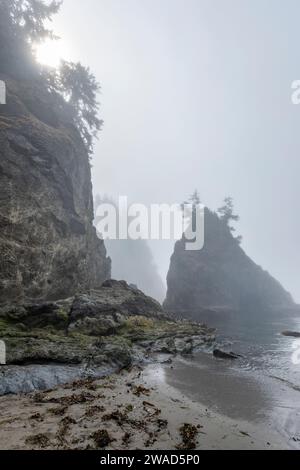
[50,0,300,301]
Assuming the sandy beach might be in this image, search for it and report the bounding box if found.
[0,362,288,450]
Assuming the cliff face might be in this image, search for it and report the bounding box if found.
[0,74,110,303]
[164,209,293,314]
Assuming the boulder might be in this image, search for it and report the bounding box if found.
[282,331,300,338]
[213,349,239,360]
[0,282,216,394]
[68,280,166,336]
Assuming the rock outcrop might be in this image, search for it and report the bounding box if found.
[281,331,300,338]
[68,279,166,336]
[0,74,110,303]
[164,208,294,316]
[0,281,215,394]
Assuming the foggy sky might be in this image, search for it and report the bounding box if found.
[51,0,300,301]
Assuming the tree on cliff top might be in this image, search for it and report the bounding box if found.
[58,61,103,155]
[181,190,201,210]
[217,196,242,243]
[0,0,102,156]
[0,0,61,64]
[217,197,239,228]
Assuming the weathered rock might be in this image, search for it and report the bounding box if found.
[0,74,110,304]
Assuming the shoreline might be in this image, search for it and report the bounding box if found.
[142,363,288,450]
[0,361,289,450]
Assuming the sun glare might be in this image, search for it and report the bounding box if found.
[35,39,70,68]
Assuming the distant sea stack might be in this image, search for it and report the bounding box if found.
[94,195,166,303]
[0,74,110,303]
[164,208,294,315]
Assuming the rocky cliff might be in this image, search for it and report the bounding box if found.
[164,208,294,315]
[0,74,111,303]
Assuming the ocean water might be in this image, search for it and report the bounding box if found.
[162,310,300,448]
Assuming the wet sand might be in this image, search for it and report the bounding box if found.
[0,362,290,450]
[160,353,300,449]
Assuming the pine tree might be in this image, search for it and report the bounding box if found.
[181,189,202,234]
[189,189,201,206]
[217,197,239,228]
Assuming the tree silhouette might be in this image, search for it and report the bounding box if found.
[181,189,202,234]
[0,1,103,157]
[1,0,61,44]
[58,61,103,155]
[217,196,242,243]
